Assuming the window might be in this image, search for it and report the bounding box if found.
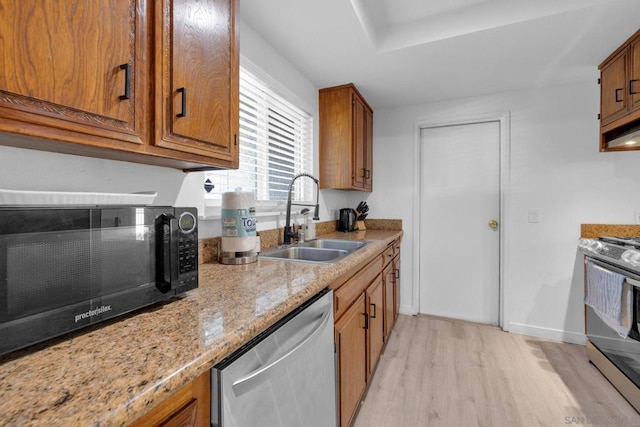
[205,68,313,207]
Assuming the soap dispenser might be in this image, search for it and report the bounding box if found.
[305,212,316,240]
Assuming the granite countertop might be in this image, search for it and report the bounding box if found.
[581,224,640,238]
[0,229,402,426]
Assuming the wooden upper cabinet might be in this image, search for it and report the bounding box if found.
[364,107,373,191]
[154,0,239,169]
[0,0,149,149]
[630,37,640,112]
[0,0,239,170]
[599,28,640,152]
[319,83,373,191]
[600,50,628,126]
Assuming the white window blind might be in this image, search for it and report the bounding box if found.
[205,68,313,204]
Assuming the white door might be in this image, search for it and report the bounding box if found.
[419,121,500,325]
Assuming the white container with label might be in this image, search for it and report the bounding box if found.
[220,189,257,263]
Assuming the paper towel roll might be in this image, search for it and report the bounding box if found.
[221,189,256,252]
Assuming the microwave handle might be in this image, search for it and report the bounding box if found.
[156,213,179,293]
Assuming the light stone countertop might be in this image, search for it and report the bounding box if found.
[0,229,402,426]
[580,224,640,238]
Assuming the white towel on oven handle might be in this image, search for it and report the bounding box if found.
[585,260,632,339]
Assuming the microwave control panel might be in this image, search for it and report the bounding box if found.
[176,210,198,293]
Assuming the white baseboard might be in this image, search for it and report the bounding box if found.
[399,304,418,316]
[508,322,586,345]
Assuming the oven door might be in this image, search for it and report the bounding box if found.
[585,257,640,386]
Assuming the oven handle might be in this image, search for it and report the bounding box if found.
[585,257,640,288]
[627,278,640,288]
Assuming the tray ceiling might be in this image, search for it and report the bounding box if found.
[240,0,640,108]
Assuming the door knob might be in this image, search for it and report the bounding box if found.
[488,220,499,230]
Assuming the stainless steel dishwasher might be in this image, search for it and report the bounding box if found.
[211,288,336,427]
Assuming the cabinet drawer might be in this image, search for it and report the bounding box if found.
[392,239,401,257]
[335,258,381,320]
[382,245,394,268]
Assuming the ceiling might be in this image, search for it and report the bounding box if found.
[240,0,640,109]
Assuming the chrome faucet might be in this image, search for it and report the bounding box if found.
[284,173,320,244]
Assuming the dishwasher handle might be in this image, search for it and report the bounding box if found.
[232,305,332,397]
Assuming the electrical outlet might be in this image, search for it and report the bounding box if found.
[528,208,540,223]
[635,210,640,224]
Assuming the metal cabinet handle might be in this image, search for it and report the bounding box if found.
[370,303,377,319]
[631,80,639,95]
[615,88,624,102]
[395,268,400,280]
[176,87,187,117]
[231,306,332,397]
[363,312,369,330]
[155,213,178,293]
[119,63,131,100]
[365,169,371,179]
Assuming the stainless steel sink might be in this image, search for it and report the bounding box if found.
[260,246,348,263]
[259,239,367,263]
[300,239,366,252]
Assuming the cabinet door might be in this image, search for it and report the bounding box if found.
[130,370,210,427]
[364,107,373,191]
[0,0,148,148]
[393,254,401,322]
[335,293,367,427]
[155,0,239,168]
[366,275,384,380]
[383,264,395,340]
[319,83,373,190]
[600,50,628,125]
[630,38,640,113]
[352,94,366,189]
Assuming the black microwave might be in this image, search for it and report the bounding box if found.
[0,206,198,356]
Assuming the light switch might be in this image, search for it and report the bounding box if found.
[528,208,540,223]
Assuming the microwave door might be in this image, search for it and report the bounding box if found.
[93,208,169,297]
[0,227,94,322]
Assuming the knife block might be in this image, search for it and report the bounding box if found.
[356,220,366,230]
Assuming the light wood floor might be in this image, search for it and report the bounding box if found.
[354,314,640,427]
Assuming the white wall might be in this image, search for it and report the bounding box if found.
[370,80,640,343]
[0,143,187,206]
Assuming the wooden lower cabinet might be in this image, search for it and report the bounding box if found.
[382,238,401,340]
[334,243,402,427]
[335,293,367,427]
[393,253,401,322]
[383,263,395,341]
[130,370,210,427]
[366,275,384,380]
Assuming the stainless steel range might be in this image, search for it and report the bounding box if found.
[578,236,640,412]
